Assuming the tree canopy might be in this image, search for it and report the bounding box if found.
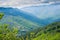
[0,13,4,19]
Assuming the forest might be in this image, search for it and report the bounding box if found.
[0,13,60,40]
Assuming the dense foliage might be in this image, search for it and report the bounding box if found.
[33,22,60,40]
[0,13,4,19]
[0,13,19,40]
[0,24,19,40]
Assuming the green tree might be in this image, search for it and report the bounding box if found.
[0,13,4,19]
[0,13,20,40]
[0,24,19,40]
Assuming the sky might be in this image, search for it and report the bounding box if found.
[0,0,60,8]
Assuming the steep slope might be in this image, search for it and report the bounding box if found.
[33,21,60,40]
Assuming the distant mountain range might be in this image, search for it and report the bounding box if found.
[0,4,60,31]
[21,4,60,25]
[0,7,42,32]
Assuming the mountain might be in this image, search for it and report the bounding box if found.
[21,4,60,18]
[21,4,60,25]
[32,21,60,40]
[0,7,45,25]
[0,4,60,26]
[0,4,60,40]
[0,4,60,32]
[0,7,42,32]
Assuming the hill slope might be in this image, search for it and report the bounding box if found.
[0,7,44,25]
[0,13,41,32]
[33,22,60,40]
[0,6,60,26]
[21,4,60,25]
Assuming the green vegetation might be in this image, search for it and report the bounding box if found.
[33,22,60,40]
[0,13,4,19]
[0,13,60,40]
[0,14,41,30]
[0,24,19,40]
[0,13,19,40]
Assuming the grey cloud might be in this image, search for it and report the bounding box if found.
[0,0,40,7]
[0,0,60,7]
[41,0,60,3]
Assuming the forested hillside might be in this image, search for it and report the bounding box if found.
[0,13,60,40]
[33,21,60,40]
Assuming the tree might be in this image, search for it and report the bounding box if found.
[0,13,4,19]
[0,13,19,40]
[0,24,19,40]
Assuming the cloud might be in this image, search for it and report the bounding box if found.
[0,0,60,8]
[40,0,60,2]
[0,0,40,7]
